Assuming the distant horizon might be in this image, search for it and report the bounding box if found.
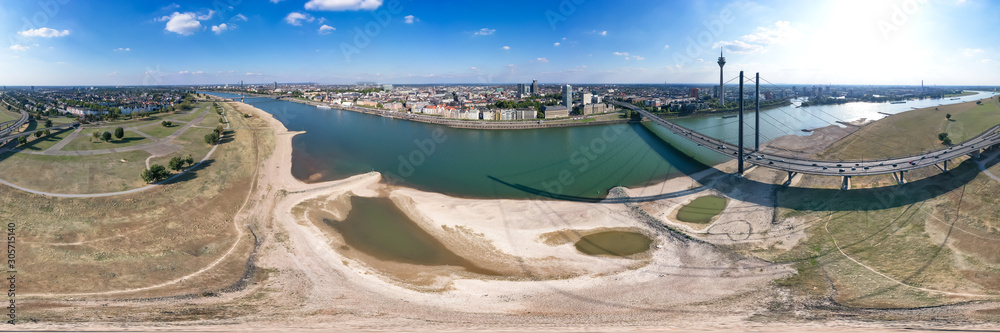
[3,83,999,89]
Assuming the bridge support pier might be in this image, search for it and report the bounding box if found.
[893,171,906,185]
[841,176,851,191]
[782,171,798,187]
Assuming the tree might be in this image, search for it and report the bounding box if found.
[184,154,194,166]
[93,131,100,140]
[161,120,172,127]
[34,131,42,138]
[168,156,185,171]
[204,132,220,145]
[16,136,26,145]
[114,127,124,140]
[101,131,112,142]
[938,132,949,141]
[977,101,982,105]
[44,119,52,127]
[141,164,170,183]
[218,117,224,123]
[946,113,952,120]
[43,129,50,136]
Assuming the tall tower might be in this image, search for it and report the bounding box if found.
[717,48,726,107]
[562,84,572,108]
[531,79,538,95]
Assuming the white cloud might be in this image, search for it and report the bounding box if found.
[179,70,190,74]
[197,10,215,20]
[740,20,799,45]
[194,71,204,74]
[714,20,800,55]
[599,30,607,36]
[404,15,416,24]
[305,0,383,11]
[162,12,203,35]
[664,44,670,49]
[553,42,560,47]
[318,24,336,34]
[285,12,314,26]
[474,28,495,36]
[106,71,118,76]
[233,14,248,21]
[212,23,230,34]
[269,0,284,3]
[9,45,29,51]
[535,57,550,63]
[613,51,643,61]
[247,72,262,76]
[962,48,985,56]
[713,40,764,54]
[113,47,131,52]
[18,27,70,38]
[982,59,992,64]
[501,45,510,50]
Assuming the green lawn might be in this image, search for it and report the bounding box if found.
[0,110,16,123]
[199,113,225,127]
[171,104,209,122]
[47,116,79,126]
[0,149,151,193]
[63,130,153,151]
[16,128,74,152]
[135,123,182,139]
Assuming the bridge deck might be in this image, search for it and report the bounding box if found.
[613,101,1000,177]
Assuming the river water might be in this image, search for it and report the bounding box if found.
[203,91,997,199]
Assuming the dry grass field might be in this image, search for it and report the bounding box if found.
[0,99,272,320]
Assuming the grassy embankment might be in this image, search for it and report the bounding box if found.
[800,97,1000,189]
[0,101,272,322]
[752,96,1000,310]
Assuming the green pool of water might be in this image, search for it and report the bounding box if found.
[676,195,727,224]
[323,196,497,275]
[574,231,652,257]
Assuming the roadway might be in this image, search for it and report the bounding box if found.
[612,100,1000,178]
[0,100,30,137]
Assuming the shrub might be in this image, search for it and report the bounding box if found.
[101,131,112,142]
[114,127,124,139]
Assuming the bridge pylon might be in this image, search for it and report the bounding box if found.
[738,71,744,175]
[755,72,760,152]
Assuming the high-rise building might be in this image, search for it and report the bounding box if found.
[531,80,538,95]
[562,84,572,108]
[717,48,726,106]
[517,83,526,96]
[274,81,277,91]
[582,93,592,106]
[690,88,700,99]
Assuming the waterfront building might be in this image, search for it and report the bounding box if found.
[562,84,572,108]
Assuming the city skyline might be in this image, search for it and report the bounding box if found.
[1,0,998,86]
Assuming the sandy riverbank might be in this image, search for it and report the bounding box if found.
[759,118,871,158]
[225,100,805,327]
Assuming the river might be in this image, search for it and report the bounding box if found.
[202,90,998,199]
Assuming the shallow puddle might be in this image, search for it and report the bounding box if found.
[574,231,652,257]
[676,195,727,224]
[323,196,498,275]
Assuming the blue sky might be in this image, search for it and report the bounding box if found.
[0,0,997,86]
